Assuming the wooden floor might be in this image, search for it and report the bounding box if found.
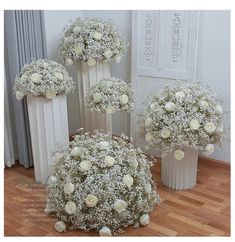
[4,158,230,236]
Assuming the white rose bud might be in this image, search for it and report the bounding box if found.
[106,106,115,114]
[115,55,122,63]
[48,175,57,184]
[204,122,216,134]
[129,159,138,168]
[145,117,153,127]
[71,147,82,157]
[104,156,115,167]
[113,199,127,213]
[190,119,200,130]
[175,91,185,99]
[93,92,102,103]
[80,160,92,172]
[98,141,110,150]
[215,104,223,114]
[20,73,28,81]
[73,26,81,33]
[93,32,102,40]
[54,72,63,81]
[145,133,153,142]
[65,201,76,214]
[160,129,171,139]
[31,73,42,83]
[16,91,24,100]
[65,58,73,66]
[199,100,209,109]
[165,102,176,112]
[46,90,57,99]
[174,149,185,160]
[55,221,66,233]
[85,194,98,207]
[104,50,113,59]
[140,214,150,226]
[74,45,82,55]
[120,94,129,104]
[99,226,112,236]
[87,58,96,66]
[123,174,134,188]
[64,182,75,195]
[205,144,215,155]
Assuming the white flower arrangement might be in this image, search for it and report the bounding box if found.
[58,17,128,66]
[13,59,75,100]
[45,131,160,235]
[144,81,224,157]
[86,77,134,113]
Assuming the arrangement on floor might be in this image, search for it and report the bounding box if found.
[45,131,160,235]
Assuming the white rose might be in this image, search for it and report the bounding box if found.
[175,91,185,99]
[98,141,110,150]
[190,119,200,130]
[54,72,63,81]
[215,105,223,114]
[115,55,122,63]
[93,32,102,40]
[205,144,215,155]
[204,122,216,134]
[199,100,209,109]
[65,58,73,66]
[99,227,112,236]
[93,92,102,103]
[140,214,150,226]
[160,129,171,139]
[31,73,42,83]
[73,26,81,33]
[145,133,153,142]
[113,199,127,213]
[48,175,57,184]
[65,201,76,214]
[20,73,28,81]
[165,102,176,112]
[85,194,98,207]
[71,147,82,157]
[145,117,153,127]
[120,94,129,104]
[54,221,66,233]
[46,90,57,99]
[144,183,152,194]
[129,159,138,168]
[104,156,115,167]
[64,182,75,195]
[123,174,134,188]
[74,45,82,54]
[174,149,185,160]
[80,160,92,172]
[104,50,113,59]
[16,91,24,100]
[87,58,96,66]
[106,106,115,114]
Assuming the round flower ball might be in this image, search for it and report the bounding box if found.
[144,81,224,156]
[86,77,134,113]
[45,131,160,235]
[58,17,128,66]
[13,59,75,100]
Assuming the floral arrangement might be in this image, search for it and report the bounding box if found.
[57,17,128,66]
[86,77,134,113]
[45,131,160,235]
[13,59,75,100]
[144,81,224,160]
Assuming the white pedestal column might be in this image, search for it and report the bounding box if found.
[27,95,69,183]
[161,148,198,190]
[77,62,112,133]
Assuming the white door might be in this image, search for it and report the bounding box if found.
[131,10,199,154]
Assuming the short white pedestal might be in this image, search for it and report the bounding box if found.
[27,95,69,183]
[77,62,112,133]
[161,148,198,190]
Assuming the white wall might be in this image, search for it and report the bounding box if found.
[196,11,230,162]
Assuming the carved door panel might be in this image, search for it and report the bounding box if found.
[131,10,199,153]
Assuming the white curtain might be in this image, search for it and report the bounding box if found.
[4,70,15,167]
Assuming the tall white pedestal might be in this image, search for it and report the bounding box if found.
[77,62,112,133]
[27,95,69,183]
[161,148,198,190]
